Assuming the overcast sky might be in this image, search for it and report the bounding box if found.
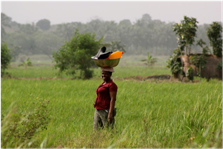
[1,0,222,25]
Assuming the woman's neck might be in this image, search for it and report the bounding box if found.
[104,78,111,83]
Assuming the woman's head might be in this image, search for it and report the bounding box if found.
[101,67,114,82]
[101,71,112,82]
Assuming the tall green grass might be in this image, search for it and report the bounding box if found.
[7,54,170,78]
[6,65,170,79]
[1,77,222,148]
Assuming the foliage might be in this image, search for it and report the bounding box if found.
[56,23,78,41]
[1,42,12,74]
[18,57,33,69]
[170,61,182,74]
[10,45,22,62]
[36,19,51,31]
[53,29,103,79]
[141,52,157,67]
[190,55,207,69]
[166,48,182,74]
[1,13,12,39]
[2,13,212,57]
[19,23,39,35]
[216,61,222,70]
[1,99,50,148]
[173,16,199,55]
[108,41,126,52]
[33,32,64,59]
[186,66,194,80]
[196,39,210,55]
[190,54,207,78]
[5,32,63,60]
[207,22,222,57]
[10,23,42,56]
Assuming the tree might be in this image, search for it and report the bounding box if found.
[19,23,39,35]
[108,41,126,52]
[53,29,103,79]
[36,19,51,31]
[56,23,77,41]
[7,23,39,57]
[5,32,36,57]
[33,32,64,60]
[173,16,199,55]
[119,19,132,26]
[141,13,152,25]
[1,13,12,40]
[207,22,222,57]
[1,42,12,75]
[10,45,22,62]
[196,39,210,54]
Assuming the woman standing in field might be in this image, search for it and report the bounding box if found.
[93,67,118,130]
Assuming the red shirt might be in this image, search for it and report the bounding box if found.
[94,79,118,110]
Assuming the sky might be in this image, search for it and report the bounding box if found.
[1,0,222,25]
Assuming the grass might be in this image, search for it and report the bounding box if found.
[6,65,170,79]
[7,54,170,79]
[1,64,222,148]
[1,55,222,148]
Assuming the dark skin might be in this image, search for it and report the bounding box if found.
[101,71,117,124]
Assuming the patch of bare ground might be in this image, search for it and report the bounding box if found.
[123,75,200,83]
[1,76,67,80]
[124,75,171,81]
[2,75,200,83]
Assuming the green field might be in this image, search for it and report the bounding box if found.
[1,57,222,148]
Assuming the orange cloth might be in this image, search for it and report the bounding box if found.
[107,51,123,59]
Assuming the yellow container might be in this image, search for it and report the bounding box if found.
[107,51,123,59]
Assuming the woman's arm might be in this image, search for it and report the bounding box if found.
[108,91,117,123]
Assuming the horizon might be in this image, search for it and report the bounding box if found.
[1,1,222,25]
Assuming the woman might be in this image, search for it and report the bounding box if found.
[93,67,118,130]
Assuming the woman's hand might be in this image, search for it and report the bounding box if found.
[108,91,117,124]
[108,113,113,123]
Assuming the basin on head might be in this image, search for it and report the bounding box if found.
[91,57,121,68]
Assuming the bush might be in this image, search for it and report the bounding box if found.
[166,48,182,74]
[53,29,103,79]
[1,99,50,148]
[1,42,12,75]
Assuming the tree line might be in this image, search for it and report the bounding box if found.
[1,13,217,61]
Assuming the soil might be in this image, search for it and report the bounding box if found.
[1,76,67,80]
[2,74,200,83]
[124,75,171,81]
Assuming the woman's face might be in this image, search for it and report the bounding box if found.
[101,71,111,82]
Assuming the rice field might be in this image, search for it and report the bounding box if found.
[1,58,222,148]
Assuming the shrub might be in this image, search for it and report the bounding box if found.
[190,54,207,78]
[18,57,33,69]
[141,52,157,67]
[53,29,103,79]
[1,42,12,75]
[166,48,182,74]
[1,99,50,148]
